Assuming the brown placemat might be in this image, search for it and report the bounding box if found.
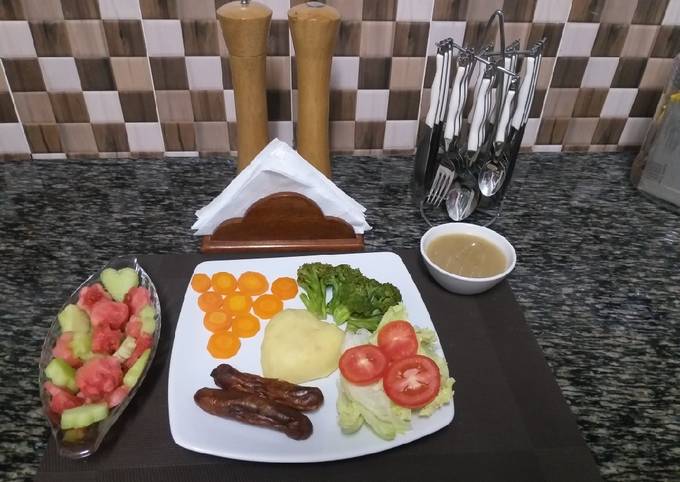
[36,250,602,482]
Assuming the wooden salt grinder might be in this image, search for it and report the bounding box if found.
[217,0,271,171]
[288,2,340,178]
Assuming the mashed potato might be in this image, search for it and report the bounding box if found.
[261,309,344,384]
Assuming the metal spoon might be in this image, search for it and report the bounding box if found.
[446,174,479,221]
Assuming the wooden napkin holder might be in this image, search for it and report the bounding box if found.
[201,191,364,253]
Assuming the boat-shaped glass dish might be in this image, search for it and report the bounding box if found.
[38,257,162,459]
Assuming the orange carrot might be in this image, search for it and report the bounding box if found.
[237,271,269,296]
[211,272,237,295]
[223,292,252,314]
[203,311,232,332]
[232,313,261,338]
[191,273,211,293]
[197,292,223,312]
[207,331,241,358]
[271,277,298,300]
[253,294,283,319]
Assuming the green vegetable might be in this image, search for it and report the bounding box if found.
[123,349,150,388]
[45,358,78,393]
[70,332,92,359]
[60,403,108,430]
[138,305,156,334]
[415,326,455,417]
[296,262,333,318]
[296,263,402,332]
[337,304,455,438]
[113,336,137,361]
[100,267,139,302]
[337,378,411,440]
[58,305,90,333]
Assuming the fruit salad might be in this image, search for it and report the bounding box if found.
[40,263,160,451]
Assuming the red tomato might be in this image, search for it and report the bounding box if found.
[377,320,418,361]
[383,355,441,408]
[339,344,388,385]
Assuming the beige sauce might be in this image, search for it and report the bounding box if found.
[427,233,507,278]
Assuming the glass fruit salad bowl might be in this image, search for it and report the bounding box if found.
[38,256,162,459]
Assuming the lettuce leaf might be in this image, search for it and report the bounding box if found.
[337,303,455,438]
[337,378,411,440]
[415,327,455,416]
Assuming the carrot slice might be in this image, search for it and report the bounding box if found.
[203,311,232,332]
[232,313,261,338]
[253,294,283,319]
[197,291,223,312]
[207,331,241,358]
[237,271,269,296]
[211,272,237,295]
[223,292,252,314]
[191,273,211,293]
[271,277,298,300]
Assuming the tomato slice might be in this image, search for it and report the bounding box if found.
[377,320,419,361]
[339,344,388,385]
[383,355,441,408]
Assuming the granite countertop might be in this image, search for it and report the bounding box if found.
[2,153,679,481]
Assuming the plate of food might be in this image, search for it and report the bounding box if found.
[168,252,454,462]
[39,257,162,459]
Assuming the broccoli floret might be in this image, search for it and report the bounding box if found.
[296,263,333,318]
[297,263,403,331]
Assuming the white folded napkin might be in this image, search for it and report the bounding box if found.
[192,139,371,236]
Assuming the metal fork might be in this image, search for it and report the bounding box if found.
[425,155,456,206]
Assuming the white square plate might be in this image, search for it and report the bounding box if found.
[168,252,454,462]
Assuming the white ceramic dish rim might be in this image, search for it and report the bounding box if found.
[420,223,517,283]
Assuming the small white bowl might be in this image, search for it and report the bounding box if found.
[420,223,516,295]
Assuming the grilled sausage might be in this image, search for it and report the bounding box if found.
[194,387,313,440]
[210,364,324,412]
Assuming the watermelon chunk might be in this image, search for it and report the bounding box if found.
[124,334,152,370]
[125,315,142,339]
[90,300,129,330]
[44,381,83,414]
[91,326,123,354]
[124,287,151,316]
[75,357,123,400]
[77,283,111,315]
[53,333,81,368]
[105,385,130,408]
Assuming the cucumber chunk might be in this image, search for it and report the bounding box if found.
[141,317,156,335]
[71,331,92,359]
[114,336,137,361]
[138,305,156,334]
[58,305,90,333]
[138,305,155,321]
[101,268,139,302]
[123,349,150,388]
[45,358,78,393]
[60,403,108,430]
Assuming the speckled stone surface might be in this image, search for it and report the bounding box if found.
[1,153,679,481]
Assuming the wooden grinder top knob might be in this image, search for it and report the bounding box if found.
[217,0,271,57]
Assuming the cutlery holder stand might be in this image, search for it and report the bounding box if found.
[415,10,544,226]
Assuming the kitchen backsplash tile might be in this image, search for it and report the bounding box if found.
[61,0,101,20]
[0,21,37,57]
[66,20,109,58]
[0,0,674,158]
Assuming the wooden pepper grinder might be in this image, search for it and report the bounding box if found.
[217,0,272,171]
[288,2,340,178]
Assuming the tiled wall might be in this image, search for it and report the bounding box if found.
[0,0,678,160]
